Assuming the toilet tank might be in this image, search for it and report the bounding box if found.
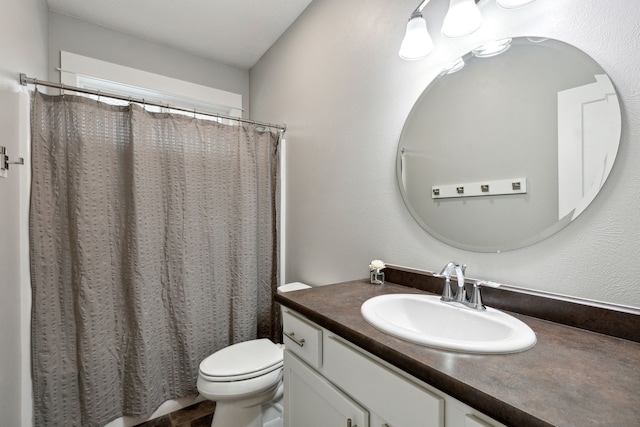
[277,282,311,293]
[277,282,310,320]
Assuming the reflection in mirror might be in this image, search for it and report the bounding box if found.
[397,37,621,252]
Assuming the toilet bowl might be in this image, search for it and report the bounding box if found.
[197,282,310,427]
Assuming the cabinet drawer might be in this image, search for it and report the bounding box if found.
[324,334,444,427]
[282,310,322,369]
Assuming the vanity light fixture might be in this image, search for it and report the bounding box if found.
[399,0,536,60]
[496,0,536,9]
[441,0,483,38]
[472,37,512,57]
[400,0,481,60]
[438,57,466,76]
[399,4,433,60]
[527,36,548,43]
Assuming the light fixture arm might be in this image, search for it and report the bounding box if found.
[412,0,431,16]
[401,0,532,61]
[399,2,434,60]
[411,0,480,15]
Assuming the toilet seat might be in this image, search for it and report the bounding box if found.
[199,338,283,382]
[196,283,310,427]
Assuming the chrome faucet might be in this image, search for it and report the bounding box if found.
[452,263,467,304]
[435,263,500,311]
[435,262,455,301]
[434,262,466,303]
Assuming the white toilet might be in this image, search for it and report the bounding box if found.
[197,282,310,427]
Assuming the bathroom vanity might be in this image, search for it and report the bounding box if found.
[282,308,505,427]
[275,267,640,427]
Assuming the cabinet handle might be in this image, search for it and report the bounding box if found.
[347,418,357,427]
[284,331,305,347]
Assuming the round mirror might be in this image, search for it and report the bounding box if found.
[397,37,621,252]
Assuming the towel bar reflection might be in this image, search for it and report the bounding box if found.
[432,177,527,199]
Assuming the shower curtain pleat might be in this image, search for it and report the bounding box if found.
[29,91,280,427]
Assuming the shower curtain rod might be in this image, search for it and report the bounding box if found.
[19,73,287,133]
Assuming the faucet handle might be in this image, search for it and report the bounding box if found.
[469,281,500,310]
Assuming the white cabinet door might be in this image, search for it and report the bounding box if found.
[284,350,369,427]
[324,335,444,427]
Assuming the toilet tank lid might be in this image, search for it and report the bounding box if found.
[200,339,283,378]
[278,282,311,293]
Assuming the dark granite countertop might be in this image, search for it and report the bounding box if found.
[275,279,640,427]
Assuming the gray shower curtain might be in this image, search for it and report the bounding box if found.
[29,91,280,426]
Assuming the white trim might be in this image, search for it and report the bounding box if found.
[280,138,287,286]
[60,51,242,117]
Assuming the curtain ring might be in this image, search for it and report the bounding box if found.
[97,90,101,103]
[193,108,197,118]
[60,83,65,97]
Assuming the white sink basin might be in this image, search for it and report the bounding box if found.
[361,294,536,354]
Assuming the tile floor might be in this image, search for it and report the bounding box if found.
[133,400,216,427]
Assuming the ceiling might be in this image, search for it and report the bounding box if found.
[46,0,314,70]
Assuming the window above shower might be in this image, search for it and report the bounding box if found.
[59,51,243,121]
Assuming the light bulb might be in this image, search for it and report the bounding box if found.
[399,14,433,60]
[496,0,536,9]
[441,0,483,38]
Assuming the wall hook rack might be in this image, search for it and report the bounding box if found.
[1,146,25,178]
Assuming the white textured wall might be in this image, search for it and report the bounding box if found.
[0,0,48,426]
[250,0,640,308]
